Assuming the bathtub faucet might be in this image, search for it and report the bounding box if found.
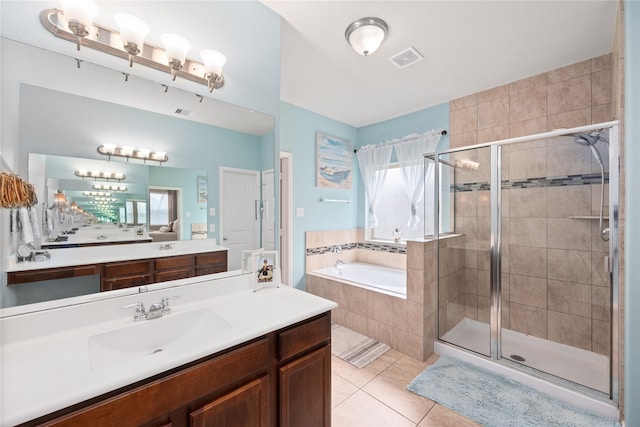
[335,259,345,272]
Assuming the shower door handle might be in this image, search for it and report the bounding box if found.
[604,255,611,273]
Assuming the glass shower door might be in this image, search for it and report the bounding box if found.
[437,145,493,357]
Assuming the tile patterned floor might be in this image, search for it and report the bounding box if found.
[331,349,482,427]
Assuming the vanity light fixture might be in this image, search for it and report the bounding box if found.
[97,144,169,164]
[92,184,128,192]
[345,17,388,56]
[59,0,99,51]
[75,170,126,181]
[114,13,150,67]
[50,190,68,211]
[41,6,226,90]
[83,191,111,197]
[94,197,118,202]
[69,201,79,214]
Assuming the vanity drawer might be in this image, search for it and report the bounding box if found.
[41,338,269,427]
[155,267,194,283]
[7,265,99,285]
[196,251,226,266]
[155,255,195,270]
[103,260,152,277]
[278,313,331,361]
[103,274,151,291]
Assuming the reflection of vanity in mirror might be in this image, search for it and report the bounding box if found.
[2,39,276,309]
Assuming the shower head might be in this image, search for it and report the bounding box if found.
[570,129,609,146]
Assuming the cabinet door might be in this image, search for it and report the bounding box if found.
[190,376,269,427]
[155,267,194,283]
[279,345,331,427]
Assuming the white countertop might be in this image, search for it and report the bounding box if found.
[0,273,337,426]
[7,238,227,272]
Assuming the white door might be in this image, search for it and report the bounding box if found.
[261,169,275,251]
[220,168,260,270]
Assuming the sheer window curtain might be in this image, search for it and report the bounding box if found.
[394,130,442,232]
[356,142,394,228]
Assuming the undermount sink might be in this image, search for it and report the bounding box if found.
[88,308,231,371]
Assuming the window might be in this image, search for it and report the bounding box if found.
[125,199,147,226]
[370,165,425,241]
[149,189,177,226]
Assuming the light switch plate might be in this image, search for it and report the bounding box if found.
[209,224,215,233]
[296,207,304,217]
[185,211,191,218]
[209,208,216,217]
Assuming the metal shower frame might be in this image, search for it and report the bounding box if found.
[428,120,620,403]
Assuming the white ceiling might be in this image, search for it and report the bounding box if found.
[262,0,617,128]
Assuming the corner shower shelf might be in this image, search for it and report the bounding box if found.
[568,216,610,220]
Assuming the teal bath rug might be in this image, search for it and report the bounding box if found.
[407,356,619,427]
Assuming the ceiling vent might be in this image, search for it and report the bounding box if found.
[388,47,424,69]
[174,108,200,118]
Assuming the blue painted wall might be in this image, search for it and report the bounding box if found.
[624,1,640,424]
[280,101,449,290]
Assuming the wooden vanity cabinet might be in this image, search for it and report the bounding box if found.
[195,252,227,276]
[24,312,331,427]
[101,260,152,291]
[155,255,195,283]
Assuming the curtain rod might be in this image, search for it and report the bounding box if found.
[353,129,447,153]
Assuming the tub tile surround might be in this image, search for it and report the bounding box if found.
[449,43,625,411]
[306,229,438,361]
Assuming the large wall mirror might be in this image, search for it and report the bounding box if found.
[2,39,276,309]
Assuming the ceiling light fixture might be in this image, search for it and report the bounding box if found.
[345,17,388,56]
[41,4,226,90]
[97,144,168,164]
[83,191,112,197]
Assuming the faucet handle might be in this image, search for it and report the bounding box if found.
[160,295,180,313]
[122,302,146,320]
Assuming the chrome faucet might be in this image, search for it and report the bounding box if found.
[335,259,345,270]
[122,296,180,321]
[159,243,174,250]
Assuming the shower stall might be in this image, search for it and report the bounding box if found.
[430,121,620,407]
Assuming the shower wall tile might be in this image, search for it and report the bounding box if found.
[407,267,424,303]
[502,272,511,302]
[592,69,612,106]
[478,98,509,130]
[478,124,509,144]
[449,131,477,149]
[509,246,547,278]
[546,60,591,84]
[509,188,547,217]
[591,53,611,73]
[547,279,592,318]
[547,186,592,218]
[510,274,547,308]
[592,285,611,321]
[510,302,547,339]
[509,146,546,180]
[455,192,478,217]
[548,310,592,351]
[546,108,592,130]
[510,218,547,248]
[477,296,490,324]
[450,105,478,135]
[547,218,591,250]
[464,294,478,320]
[591,183,610,218]
[464,268,478,294]
[547,248,592,284]
[478,84,509,103]
[510,85,546,122]
[547,75,592,115]
[509,117,547,139]
[510,73,546,94]
[450,93,477,111]
[592,319,611,357]
[546,138,593,176]
[477,269,490,297]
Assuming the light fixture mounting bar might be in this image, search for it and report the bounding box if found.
[40,9,224,90]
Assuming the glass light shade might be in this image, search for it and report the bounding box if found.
[114,13,150,51]
[102,144,116,154]
[120,146,134,157]
[59,0,99,29]
[136,148,150,158]
[161,33,191,64]
[200,49,227,76]
[348,25,386,56]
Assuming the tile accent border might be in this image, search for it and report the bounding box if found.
[452,172,609,192]
[306,241,407,256]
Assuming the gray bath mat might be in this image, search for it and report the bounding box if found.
[407,356,620,427]
[331,323,390,368]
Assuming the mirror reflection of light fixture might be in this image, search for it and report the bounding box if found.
[162,33,191,81]
[51,190,68,211]
[59,0,99,51]
[345,17,388,56]
[92,184,128,192]
[97,144,169,164]
[114,13,150,67]
[41,8,225,90]
[75,170,126,181]
[200,49,226,92]
[69,201,78,214]
[83,191,112,197]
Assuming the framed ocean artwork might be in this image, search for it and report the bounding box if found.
[316,132,353,190]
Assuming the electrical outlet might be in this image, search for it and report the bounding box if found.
[209,208,216,216]
[209,224,215,233]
